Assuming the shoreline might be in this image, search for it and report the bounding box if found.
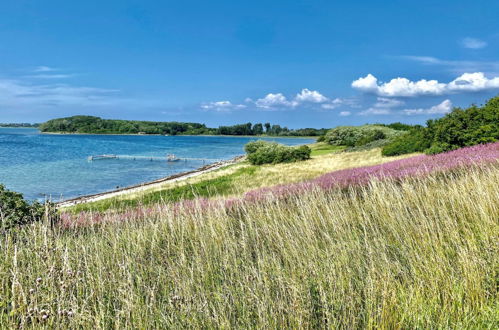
[57,155,245,208]
[40,131,317,139]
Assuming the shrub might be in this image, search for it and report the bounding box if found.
[244,140,274,154]
[0,184,58,230]
[382,96,499,156]
[325,125,403,148]
[316,135,325,142]
[381,126,431,156]
[354,129,386,147]
[379,122,415,131]
[347,138,392,152]
[424,143,454,155]
[245,141,311,165]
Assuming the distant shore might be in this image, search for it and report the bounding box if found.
[57,155,245,208]
[41,131,317,138]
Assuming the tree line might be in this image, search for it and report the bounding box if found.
[0,123,39,128]
[381,96,498,155]
[39,116,328,136]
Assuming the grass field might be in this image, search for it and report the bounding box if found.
[70,146,412,212]
[1,162,497,328]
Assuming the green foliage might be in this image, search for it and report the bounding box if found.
[39,116,212,135]
[377,122,415,131]
[71,167,258,212]
[244,140,270,154]
[309,143,345,156]
[39,116,327,137]
[0,123,39,128]
[382,96,499,156]
[0,185,58,230]
[316,135,325,142]
[245,141,311,165]
[346,139,392,152]
[325,125,403,147]
[424,143,454,155]
[381,126,432,156]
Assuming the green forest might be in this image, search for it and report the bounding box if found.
[0,123,39,128]
[39,116,327,136]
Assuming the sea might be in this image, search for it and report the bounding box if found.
[0,127,314,202]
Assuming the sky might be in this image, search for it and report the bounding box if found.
[0,0,498,128]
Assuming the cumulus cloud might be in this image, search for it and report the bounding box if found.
[294,88,328,103]
[351,73,379,92]
[403,99,453,115]
[461,37,487,49]
[201,100,246,111]
[215,89,355,111]
[446,72,499,91]
[352,72,499,97]
[321,98,344,109]
[374,97,405,108]
[321,97,359,110]
[339,111,351,116]
[254,93,295,109]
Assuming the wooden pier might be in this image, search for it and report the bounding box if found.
[88,154,222,163]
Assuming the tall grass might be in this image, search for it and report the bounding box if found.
[1,164,497,327]
[71,147,413,212]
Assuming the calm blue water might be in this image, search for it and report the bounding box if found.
[0,128,313,201]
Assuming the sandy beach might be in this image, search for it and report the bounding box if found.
[57,155,245,208]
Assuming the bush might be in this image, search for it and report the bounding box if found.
[245,141,311,165]
[424,143,453,155]
[316,135,326,142]
[324,125,403,148]
[244,140,273,154]
[381,126,431,156]
[379,122,415,131]
[382,96,499,156]
[0,184,58,230]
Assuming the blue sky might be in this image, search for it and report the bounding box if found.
[1,0,498,128]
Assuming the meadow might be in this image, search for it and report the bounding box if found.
[69,144,405,212]
[1,143,497,328]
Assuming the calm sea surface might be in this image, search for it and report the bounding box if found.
[0,128,314,201]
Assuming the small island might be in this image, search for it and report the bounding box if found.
[39,115,328,137]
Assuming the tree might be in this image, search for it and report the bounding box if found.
[0,185,58,230]
[252,123,264,135]
[264,123,271,133]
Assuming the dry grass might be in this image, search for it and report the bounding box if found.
[1,164,497,328]
[73,147,416,211]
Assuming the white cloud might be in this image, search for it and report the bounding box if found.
[26,74,72,79]
[461,37,487,49]
[403,99,453,115]
[401,56,499,75]
[201,100,246,111]
[374,97,404,108]
[351,73,378,92]
[221,90,354,111]
[352,72,499,97]
[294,88,328,103]
[0,78,121,109]
[255,93,295,109]
[321,97,359,110]
[34,66,57,72]
[359,108,392,115]
[447,72,499,91]
[339,111,351,116]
